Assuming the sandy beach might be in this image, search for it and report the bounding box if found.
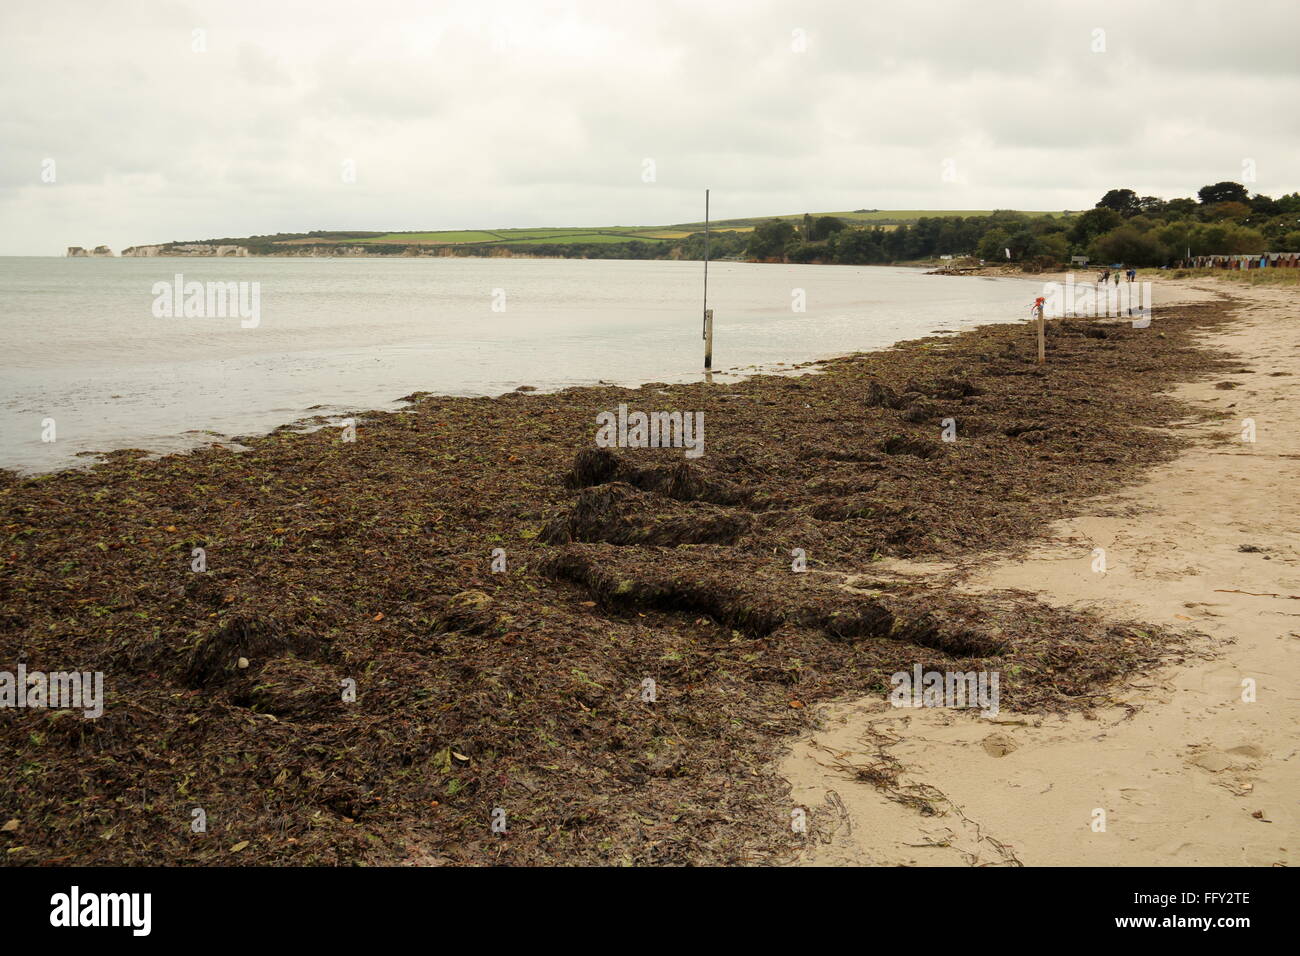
[7,0,1299,937]
[783,276,1297,866]
[0,272,1291,866]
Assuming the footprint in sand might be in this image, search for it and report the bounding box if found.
[1226,744,1266,760]
[981,732,1018,757]
[1119,787,1157,806]
[1188,751,1233,773]
[1185,744,1265,793]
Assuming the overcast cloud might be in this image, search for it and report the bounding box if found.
[2,0,1297,255]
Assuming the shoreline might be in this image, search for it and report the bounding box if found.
[0,277,1265,865]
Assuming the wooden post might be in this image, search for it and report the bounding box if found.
[1032,297,1046,364]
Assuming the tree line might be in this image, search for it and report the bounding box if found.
[740,183,1300,267]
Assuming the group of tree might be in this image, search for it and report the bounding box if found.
[740,183,1300,268]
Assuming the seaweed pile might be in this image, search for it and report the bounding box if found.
[0,300,1236,865]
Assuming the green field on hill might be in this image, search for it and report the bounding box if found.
[353,228,677,246]
[271,210,1071,249]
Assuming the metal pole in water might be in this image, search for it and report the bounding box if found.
[703,188,713,370]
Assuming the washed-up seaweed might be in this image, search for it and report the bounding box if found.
[0,300,1237,865]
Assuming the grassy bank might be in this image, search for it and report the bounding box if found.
[1161,267,1300,286]
[0,295,1239,865]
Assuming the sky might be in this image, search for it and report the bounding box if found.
[2,0,1298,255]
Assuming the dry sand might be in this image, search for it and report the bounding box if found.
[782,277,1298,867]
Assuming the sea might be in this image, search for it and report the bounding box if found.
[0,256,1039,472]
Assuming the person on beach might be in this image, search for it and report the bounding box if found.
[1100,269,1110,283]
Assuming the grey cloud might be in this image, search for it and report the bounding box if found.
[1,0,1297,254]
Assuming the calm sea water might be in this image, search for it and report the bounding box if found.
[0,256,1038,473]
